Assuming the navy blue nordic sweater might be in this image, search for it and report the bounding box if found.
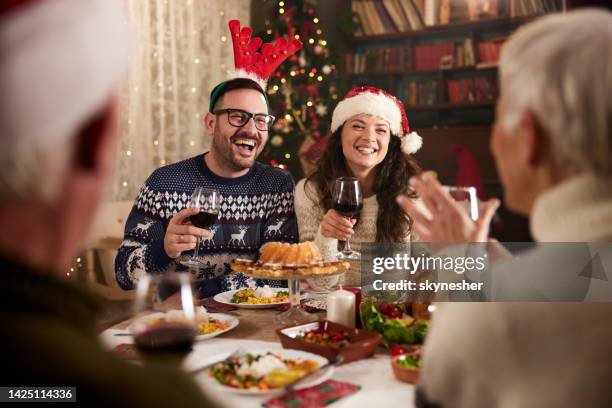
[115,154,298,297]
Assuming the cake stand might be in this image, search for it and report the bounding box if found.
[242,269,346,325]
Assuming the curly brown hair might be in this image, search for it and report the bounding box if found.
[305,126,421,242]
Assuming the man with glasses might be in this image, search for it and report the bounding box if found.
[116,78,298,297]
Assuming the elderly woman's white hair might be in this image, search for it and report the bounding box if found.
[0,0,129,202]
[499,8,612,175]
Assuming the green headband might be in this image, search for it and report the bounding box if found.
[208,80,269,112]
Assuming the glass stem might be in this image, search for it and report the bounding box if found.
[192,236,201,260]
[288,279,301,307]
[343,237,353,255]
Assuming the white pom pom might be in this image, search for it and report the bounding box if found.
[401,131,423,154]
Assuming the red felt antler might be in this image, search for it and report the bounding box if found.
[228,20,302,85]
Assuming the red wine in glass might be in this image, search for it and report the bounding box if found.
[133,323,196,352]
[180,187,221,269]
[332,177,363,259]
[189,211,218,229]
[131,273,198,356]
[332,202,363,218]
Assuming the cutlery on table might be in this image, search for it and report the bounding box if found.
[189,347,246,376]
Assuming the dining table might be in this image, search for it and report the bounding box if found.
[101,302,417,408]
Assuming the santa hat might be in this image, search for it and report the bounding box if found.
[331,86,423,154]
[209,20,302,111]
[0,0,129,148]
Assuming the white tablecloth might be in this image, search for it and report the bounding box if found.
[100,330,416,407]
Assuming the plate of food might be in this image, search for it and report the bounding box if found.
[213,286,290,309]
[130,307,238,341]
[277,320,382,364]
[205,349,331,395]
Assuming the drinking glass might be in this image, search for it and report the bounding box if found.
[442,186,479,221]
[332,177,363,260]
[130,272,198,353]
[180,187,220,269]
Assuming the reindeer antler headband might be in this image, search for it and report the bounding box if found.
[209,19,302,111]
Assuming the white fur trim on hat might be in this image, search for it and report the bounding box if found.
[401,131,423,154]
[331,92,402,136]
[0,0,130,148]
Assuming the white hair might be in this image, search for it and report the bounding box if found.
[499,9,612,175]
[0,0,129,202]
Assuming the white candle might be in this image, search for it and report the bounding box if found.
[326,288,356,327]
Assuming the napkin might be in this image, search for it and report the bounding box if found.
[263,380,360,408]
[197,297,237,312]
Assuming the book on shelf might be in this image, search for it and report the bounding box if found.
[477,36,506,64]
[383,0,408,32]
[424,0,439,26]
[351,0,427,35]
[362,1,385,34]
[400,0,425,30]
[467,0,500,21]
[509,0,562,17]
[346,46,412,74]
[403,78,440,105]
[373,0,399,32]
[411,0,427,25]
[351,1,365,36]
[352,0,374,35]
[447,76,497,104]
[415,42,454,71]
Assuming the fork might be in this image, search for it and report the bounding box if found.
[189,347,246,376]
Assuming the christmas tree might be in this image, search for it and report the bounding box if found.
[258,0,341,179]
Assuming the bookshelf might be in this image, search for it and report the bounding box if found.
[344,15,534,43]
[336,0,569,240]
[340,0,566,127]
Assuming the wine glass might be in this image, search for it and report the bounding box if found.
[130,272,199,353]
[442,186,479,221]
[332,177,363,260]
[180,187,220,269]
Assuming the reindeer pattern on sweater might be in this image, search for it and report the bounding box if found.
[115,154,298,297]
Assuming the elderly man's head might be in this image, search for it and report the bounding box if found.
[0,0,128,202]
[491,9,612,215]
[0,0,128,270]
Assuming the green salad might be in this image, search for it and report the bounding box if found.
[397,354,421,368]
[361,299,428,346]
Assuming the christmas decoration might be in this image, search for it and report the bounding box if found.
[271,135,284,147]
[315,103,328,117]
[258,0,342,178]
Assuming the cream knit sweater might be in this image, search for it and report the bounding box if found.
[421,174,612,408]
[294,178,414,286]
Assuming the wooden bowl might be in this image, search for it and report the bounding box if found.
[391,353,421,384]
[276,320,382,365]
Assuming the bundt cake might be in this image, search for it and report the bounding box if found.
[258,241,323,266]
[231,241,349,278]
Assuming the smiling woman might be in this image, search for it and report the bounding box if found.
[295,86,423,287]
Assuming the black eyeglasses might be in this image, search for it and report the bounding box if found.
[212,108,275,132]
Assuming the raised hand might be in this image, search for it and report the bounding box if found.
[397,171,499,243]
